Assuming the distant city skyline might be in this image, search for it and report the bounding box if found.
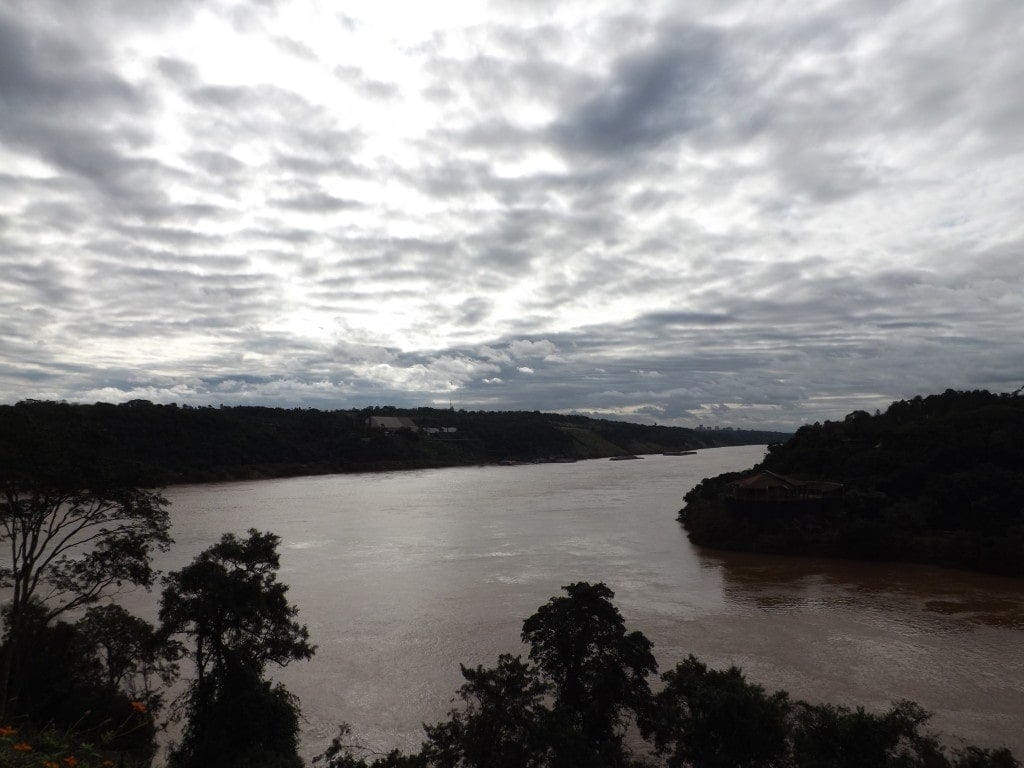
[1,0,1022,430]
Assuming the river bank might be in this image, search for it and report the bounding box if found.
[0,399,790,487]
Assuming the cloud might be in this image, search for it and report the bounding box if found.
[551,23,728,156]
[507,339,557,359]
[0,0,1021,429]
[269,190,364,213]
[334,65,401,100]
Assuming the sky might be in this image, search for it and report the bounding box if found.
[1,0,1022,430]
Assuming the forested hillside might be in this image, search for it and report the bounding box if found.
[680,390,1024,576]
[0,400,787,486]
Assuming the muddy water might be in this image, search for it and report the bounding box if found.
[134,446,1023,757]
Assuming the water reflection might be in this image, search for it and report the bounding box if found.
[701,547,1024,629]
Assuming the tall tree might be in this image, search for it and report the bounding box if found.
[0,480,171,716]
[521,582,656,768]
[161,529,315,768]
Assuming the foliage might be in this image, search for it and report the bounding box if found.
[160,529,315,768]
[0,483,171,621]
[641,656,791,768]
[318,658,551,768]
[952,747,1021,768]
[789,700,947,768]
[420,656,550,768]
[521,582,657,767]
[0,400,790,485]
[168,677,305,768]
[324,582,1018,768]
[0,601,160,763]
[76,603,182,710]
[0,458,175,760]
[0,720,155,768]
[680,389,1024,575]
[316,724,428,768]
[0,470,170,723]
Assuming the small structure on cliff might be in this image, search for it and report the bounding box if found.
[728,470,843,501]
[366,416,418,432]
[727,470,843,514]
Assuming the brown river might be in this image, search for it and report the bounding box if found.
[121,445,1023,759]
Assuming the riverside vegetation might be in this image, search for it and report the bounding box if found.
[0,400,788,485]
[1,474,1019,766]
[680,389,1024,576]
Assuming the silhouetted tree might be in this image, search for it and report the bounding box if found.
[421,655,550,768]
[161,529,315,768]
[790,700,945,768]
[0,479,170,717]
[521,582,657,767]
[76,603,182,710]
[641,655,791,768]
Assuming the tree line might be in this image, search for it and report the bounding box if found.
[1,473,1017,767]
[0,400,789,487]
[680,389,1024,576]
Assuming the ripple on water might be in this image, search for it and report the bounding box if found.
[148,447,1024,759]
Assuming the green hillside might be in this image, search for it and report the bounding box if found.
[0,400,788,486]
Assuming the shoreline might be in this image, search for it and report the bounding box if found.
[149,446,744,489]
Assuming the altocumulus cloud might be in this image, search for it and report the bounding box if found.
[0,0,1022,430]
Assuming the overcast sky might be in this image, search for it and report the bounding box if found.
[1,0,1021,429]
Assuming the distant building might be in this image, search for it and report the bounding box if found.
[423,426,458,435]
[366,416,418,432]
[728,470,843,502]
[726,470,843,515]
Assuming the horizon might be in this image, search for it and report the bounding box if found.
[4,395,802,433]
[2,1,1022,433]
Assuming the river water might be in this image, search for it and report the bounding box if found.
[132,445,1023,758]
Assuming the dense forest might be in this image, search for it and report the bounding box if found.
[0,399,788,486]
[680,389,1024,576]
